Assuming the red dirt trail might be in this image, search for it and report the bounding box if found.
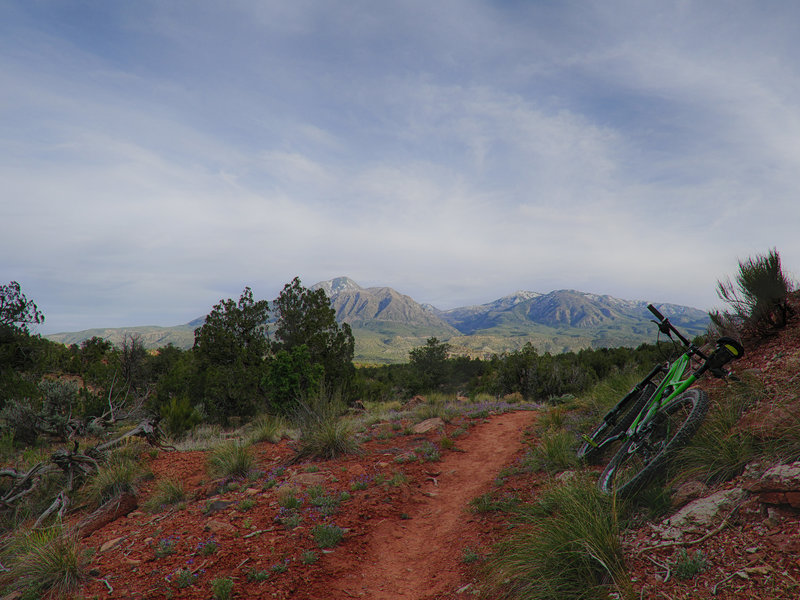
[320,410,535,600]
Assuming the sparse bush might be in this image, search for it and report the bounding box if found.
[712,248,793,337]
[207,442,255,480]
[0,526,89,599]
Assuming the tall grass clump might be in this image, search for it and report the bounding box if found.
[207,442,255,479]
[524,429,581,474]
[144,478,187,512]
[291,389,361,461]
[82,454,148,507]
[482,476,628,600]
[671,375,764,485]
[247,413,286,444]
[0,525,89,599]
[711,248,794,337]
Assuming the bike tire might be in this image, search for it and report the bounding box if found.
[597,389,709,497]
[577,383,656,465]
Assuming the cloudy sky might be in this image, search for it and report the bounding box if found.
[2,1,799,334]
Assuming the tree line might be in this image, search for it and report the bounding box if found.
[2,248,794,445]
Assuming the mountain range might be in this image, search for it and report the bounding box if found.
[46,277,710,363]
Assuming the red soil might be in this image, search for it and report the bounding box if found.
[78,410,535,600]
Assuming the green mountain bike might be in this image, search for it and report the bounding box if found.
[577,304,744,496]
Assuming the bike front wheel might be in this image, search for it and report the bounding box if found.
[597,389,709,496]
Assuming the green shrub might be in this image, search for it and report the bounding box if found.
[672,378,762,485]
[671,549,708,580]
[83,455,147,507]
[712,248,793,336]
[144,478,187,512]
[211,576,234,600]
[524,429,580,474]
[159,395,202,438]
[482,476,628,600]
[312,524,345,548]
[247,413,285,444]
[207,442,255,479]
[0,526,89,599]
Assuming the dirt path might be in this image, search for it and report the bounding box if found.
[327,410,535,600]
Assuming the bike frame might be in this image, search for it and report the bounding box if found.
[625,352,697,437]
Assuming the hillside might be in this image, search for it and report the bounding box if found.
[46,277,710,362]
[26,295,800,600]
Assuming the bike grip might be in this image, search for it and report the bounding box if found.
[647,304,665,321]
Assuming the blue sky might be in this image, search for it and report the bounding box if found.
[2,1,799,334]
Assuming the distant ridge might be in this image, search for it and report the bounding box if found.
[46,277,710,363]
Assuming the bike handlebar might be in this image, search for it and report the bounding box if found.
[647,304,665,322]
[647,303,699,354]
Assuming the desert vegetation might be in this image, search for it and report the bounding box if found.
[1,250,797,599]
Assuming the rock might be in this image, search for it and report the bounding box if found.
[671,481,708,508]
[99,536,125,553]
[348,464,366,477]
[205,519,237,534]
[746,461,800,508]
[204,500,234,515]
[288,471,327,486]
[664,487,746,530]
[411,418,445,434]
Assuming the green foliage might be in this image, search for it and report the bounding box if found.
[83,454,148,507]
[0,281,44,334]
[193,287,270,422]
[671,549,708,580]
[247,568,270,582]
[312,523,345,548]
[712,248,793,336]
[266,345,324,414]
[672,377,762,485]
[301,550,319,564]
[246,413,285,444]
[292,390,361,461]
[525,429,580,474]
[211,577,234,600]
[0,526,88,599]
[272,277,355,394]
[144,478,187,512]
[159,395,202,438]
[483,476,627,600]
[406,337,451,394]
[207,442,255,480]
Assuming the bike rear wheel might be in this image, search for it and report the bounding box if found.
[577,383,655,465]
[597,389,709,496]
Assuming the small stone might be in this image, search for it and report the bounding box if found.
[349,464,366,477]
[411,417,445,434]
[205,519,237,534]
[99,536,125,553]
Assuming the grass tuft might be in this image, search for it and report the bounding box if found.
[207,442,255,479]
[0,525,89,599]
[482,475,628,600]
